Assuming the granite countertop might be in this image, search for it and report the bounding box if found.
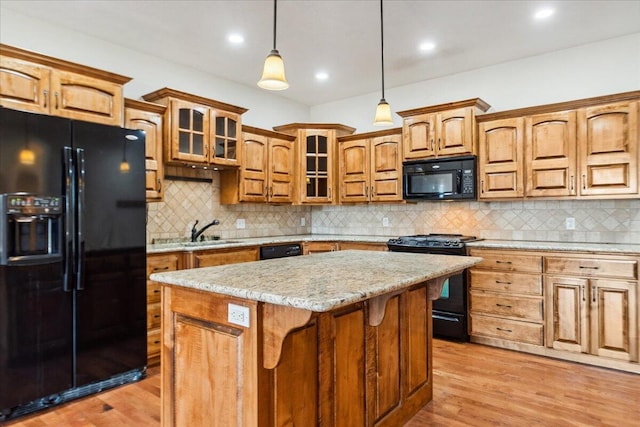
[467,239,640,255]
[146,234,393,254]
[150,250,482,312]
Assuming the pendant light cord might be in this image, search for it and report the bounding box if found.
[380,0,385,100]
[273,0,278,50]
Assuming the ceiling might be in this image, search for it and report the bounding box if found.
[3,1,640,106]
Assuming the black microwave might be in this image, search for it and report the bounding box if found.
[403,155,477,201]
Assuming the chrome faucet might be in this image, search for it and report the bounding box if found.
[191,219,220,242]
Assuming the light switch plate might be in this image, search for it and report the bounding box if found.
[236,218,246,229]
[382,217,389,227]
[565,217,576,230]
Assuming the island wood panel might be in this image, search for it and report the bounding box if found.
[162,286,259,427]
[188,246,259,268]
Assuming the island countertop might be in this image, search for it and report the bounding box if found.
[150,250,482,312]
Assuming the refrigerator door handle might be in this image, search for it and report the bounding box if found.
[75,148,86,291]
[63,146,75,292]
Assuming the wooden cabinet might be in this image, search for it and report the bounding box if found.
[397,98,490,160]
[338,242,388,251]
[526,111,577,197]
[302,241,339,255]
[186,247,259,269]
[125,99,166,201]
[578,101,638,197]
[273,123,355,204]
[338,128,403,203]
[545,254,638,362]
[146,252,184,366]
[220,126,295,204]
[0,44,129,126]
[468,249,544,346]
[477,91,640,200]
[142,88,247,168]
[477,117,525,199]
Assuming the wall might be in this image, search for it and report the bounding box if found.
[0,7,309,129]
[310,33,640,133]
[146,177,310,244]
[310,200,640,244]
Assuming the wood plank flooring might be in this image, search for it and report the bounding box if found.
[4,340,639,426]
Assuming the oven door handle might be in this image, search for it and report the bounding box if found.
[433,314,460,322]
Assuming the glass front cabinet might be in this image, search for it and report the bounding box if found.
[143,88,246,168]
[273,123,355,204]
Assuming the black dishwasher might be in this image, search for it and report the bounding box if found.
[260,243,302,260]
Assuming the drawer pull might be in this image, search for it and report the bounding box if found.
[153,266,170,272]
[496,303,512,308]
[496,327,513,333]
[153,289,160,294]
[579,266,599,270]
[154,314,160,319]
[153,340,160,345]
[496,260,512,264]
[495,280,512,285]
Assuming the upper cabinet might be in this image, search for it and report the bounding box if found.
[397,98,490,160]
[0,44,130,126]
[273,123,355,205]
[578,101,638,197]
[125,99,166,202]
[338,128,403,203]
[477,91,640,200]
[142,88,247,168]
[220,126,296,204]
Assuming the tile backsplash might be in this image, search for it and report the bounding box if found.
[147,175,640,245]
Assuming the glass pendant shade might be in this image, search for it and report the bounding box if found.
[258,49,289,90]
[120,160,130,173]
[373,99,393,126]
[19,148,35,165]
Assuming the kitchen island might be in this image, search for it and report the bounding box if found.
[150,250,482,427]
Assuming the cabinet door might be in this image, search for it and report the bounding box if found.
[240,133,268,202]
[192,247,259,268]
[578,101,638,196]
[370,134,403,202]
[301,130,334,203]
[590,279,637,362]
[302,241,338,255]
[211,109,241,166]
[169,99,209,163]
[0,56,51,114]
[525,111,577,197]
[125,107,164,201]
[403,113,436,160]
[340,138,370,203]
[545,275,589,353]
[478,118,524,199]
[268,137,294,203]
[436,107,475,157]
[50,69,123,126]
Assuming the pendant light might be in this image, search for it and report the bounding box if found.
[373,0,393,126]
[258,0,289,90]
[19,116,35,165]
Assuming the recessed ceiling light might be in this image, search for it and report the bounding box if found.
[534,8,554,20]
[315,71,329,81]
[419,41,436,52]
[228,33,245,44]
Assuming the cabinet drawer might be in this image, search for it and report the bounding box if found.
[470,270,542,295]
[147,302,161,329]
[147,328,161,357]
[147,280,161,304]
[469,250,542,273]
[471,314,544,346]
[545,257,637,280]
[470,292,543,321]
[147,253,182,277]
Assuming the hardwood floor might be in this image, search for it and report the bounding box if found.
[4,340,639,426]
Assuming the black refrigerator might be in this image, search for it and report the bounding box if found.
[0,107,147,421]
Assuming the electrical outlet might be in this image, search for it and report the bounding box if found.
[382,217,389,227]
[228,303,250,327]
[236,218,246,229]
[300,217,306,226]
[565,217,576,230]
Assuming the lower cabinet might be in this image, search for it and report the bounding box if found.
[146,252,184,366]
[468,247,639,372]
[186,246,259,268]
[303,241,388,254]
[545,255,638,362]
